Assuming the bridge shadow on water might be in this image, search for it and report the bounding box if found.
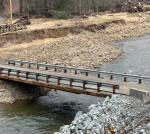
[0,89,104,134]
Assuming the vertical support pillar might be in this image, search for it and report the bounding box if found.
[75,71,77,74]
[124,73,127,82]
[83,81,86,90]
[139,79,141,84]
[64,69,67,73]
[36,73,39,81]
[16,70,19,78]
[26,72,28,79]
[8,69,10,76]
[124,77,127,82]
[110,75,113,80]
[113,85,116,94]
[46,75,49,83]
[57,77,60,85]
[97,83,100,92]
[86,72,88,76]
[70,78,73,87]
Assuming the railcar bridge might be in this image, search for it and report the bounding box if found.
[0,59,149,98]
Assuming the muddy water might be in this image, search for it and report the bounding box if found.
[0,35,150,134]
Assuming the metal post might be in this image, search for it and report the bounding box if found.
[113,85,116,94]
[124,77,127,82]
[139,79,141,84]
[46,75,49,83]
[124,73,127,82]
[64,69,67,73]
[110,75,113,80]
[70,78,73,87]
[97,83,100,92]
[26,72,28,79]
[83,81,86,90]
[45,67,48,70]
[57,77,60,85]
[8,69,10,76]
[16,70,19,78]
[86,72,88,76]
[75,71,77,74]
[36,73,38,81]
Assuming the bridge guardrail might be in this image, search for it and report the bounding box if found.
[0,65,120,96]
[4,58,149,84]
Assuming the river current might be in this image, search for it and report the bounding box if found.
[0,34,150,133]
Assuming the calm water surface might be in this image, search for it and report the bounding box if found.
[1,35,150,133]
[0,90,103,134]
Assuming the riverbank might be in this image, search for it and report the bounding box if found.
[0,12,150,103]
[0,79,49,104]
[1,12,150,69]
[55,95,150,134]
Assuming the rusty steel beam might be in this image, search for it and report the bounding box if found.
[0,74,111,98]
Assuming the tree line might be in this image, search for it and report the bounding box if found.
[0,0,149,18]
[19,0,128,18]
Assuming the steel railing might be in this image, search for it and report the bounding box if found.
[4,58,150,84]
[0,64,120,96]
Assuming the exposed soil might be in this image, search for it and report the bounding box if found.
[1,12,150,69]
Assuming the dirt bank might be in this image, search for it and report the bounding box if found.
[1,12,150,68]
[1,12,150,103]
[0,79,49,104]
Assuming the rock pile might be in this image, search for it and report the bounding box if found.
[55,95,150,134]
[0,80,49,104]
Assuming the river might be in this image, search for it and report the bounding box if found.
[0,35,150,134]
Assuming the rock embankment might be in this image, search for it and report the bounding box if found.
[0,79,49,104]
[55,95,150,134]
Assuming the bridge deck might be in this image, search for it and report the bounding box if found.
[0,63,149,97]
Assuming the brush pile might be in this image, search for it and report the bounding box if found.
[124,0,144,13]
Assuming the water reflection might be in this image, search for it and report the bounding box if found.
[0,90,104,134]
